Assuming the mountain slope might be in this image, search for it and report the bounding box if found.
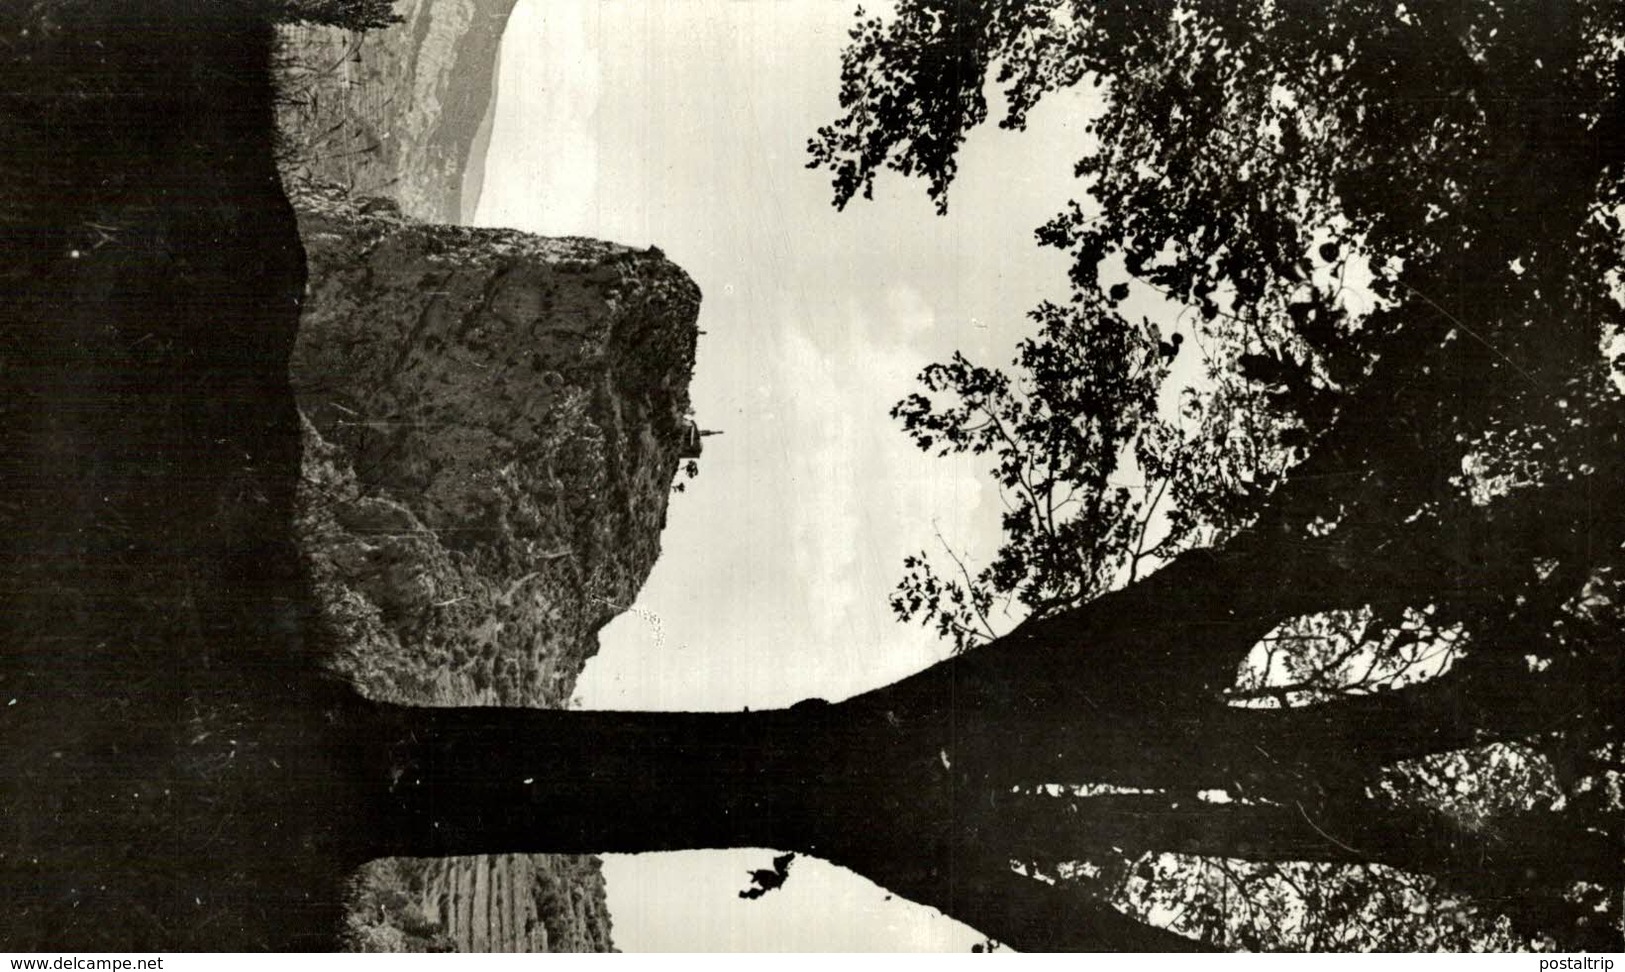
[275,0,517,223]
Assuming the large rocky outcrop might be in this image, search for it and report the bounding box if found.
[292,180,698,709]
[289,181,699,950]
[275,0,516,223]
[276,8,694,954]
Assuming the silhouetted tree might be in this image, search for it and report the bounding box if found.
[802,0,1625,950]
[361,2,1625,949]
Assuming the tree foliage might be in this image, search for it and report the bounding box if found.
[815,0,1625,951]
[890,301,1189,650]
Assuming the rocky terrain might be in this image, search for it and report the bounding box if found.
[275,0,516,222]
[274,2,696,949]
[347,855,614,952]
[289,181,700,949]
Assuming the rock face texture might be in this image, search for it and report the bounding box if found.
[276,4,692,954]
[292,181,698,709]
[419,856,613,953]
[345,855,613,953]
[275,0,517,223]
[289,182,700,949]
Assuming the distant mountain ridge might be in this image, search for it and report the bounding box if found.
[275,0,517,223]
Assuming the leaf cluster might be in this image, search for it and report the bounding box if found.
[818,0,1625,950]
[890,295,1189,648]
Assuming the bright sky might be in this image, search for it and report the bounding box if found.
[472,0,1100,951]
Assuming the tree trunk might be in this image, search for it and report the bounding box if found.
[350,486,1625,949]
[355,643,1620,951]
[361,702,855,858]
[355,696,1216,950]
[336,394,1625,947]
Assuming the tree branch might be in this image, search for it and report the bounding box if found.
[827,838,1213,952]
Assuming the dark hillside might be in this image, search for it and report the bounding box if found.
[0,1,366,949]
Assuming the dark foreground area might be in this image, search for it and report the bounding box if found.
[4,0,1620,954]
[0,3,370,948]
[0,7,701,950]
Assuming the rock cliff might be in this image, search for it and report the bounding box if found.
[289,181,699,949]
[275,3,691,955]
[275,0,516,223]
[292,180,698,709]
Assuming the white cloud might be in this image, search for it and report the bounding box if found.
[764,297,997,700]
[884,282,939,337]
[778,323,866,642]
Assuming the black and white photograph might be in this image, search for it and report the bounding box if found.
[2,0,1622,954]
